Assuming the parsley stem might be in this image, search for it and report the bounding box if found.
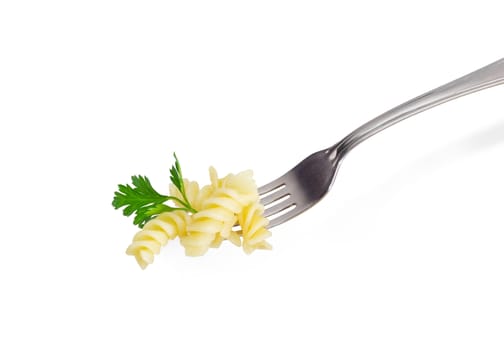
[165,195,197,213]
[166,196,189,207]
[165,195,198,214]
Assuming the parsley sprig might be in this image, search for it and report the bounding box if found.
[112,153,197,228]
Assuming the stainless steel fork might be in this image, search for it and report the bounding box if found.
[260,58,504,228]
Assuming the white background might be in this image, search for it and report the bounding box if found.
[1,1,503,349]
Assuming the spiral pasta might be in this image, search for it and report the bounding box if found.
[126,211,188,269]
[178,167,257,256]
[238,201,272,254]
[126,165,272,268]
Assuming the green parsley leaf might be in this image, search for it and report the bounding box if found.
[170,152,193,208]
[113,154,197,228]
[170,153,183,192]
[112,175,171,227]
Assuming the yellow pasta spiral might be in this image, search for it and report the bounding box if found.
[126,211,188,269]
[179,206,235,256]
[126,166,272,268]
[179,167,258,256]
[238,201,272,254]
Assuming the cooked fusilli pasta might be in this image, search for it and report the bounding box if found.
[179,167,257,256]
[126,165,272,268]
[238,201,272,254]
[126,211,188,269]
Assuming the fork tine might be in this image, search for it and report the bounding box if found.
[260,186,290,206]
[258,177,286,196]
[264,198,294,217]
[267,204,301,228]
[258,148,337,227]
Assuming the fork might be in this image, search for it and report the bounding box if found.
[259,58,504,228]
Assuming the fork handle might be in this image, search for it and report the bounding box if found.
[334,58,504,157]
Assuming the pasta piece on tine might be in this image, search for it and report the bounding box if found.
[179,167,263,256]
[239,202,272,254]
